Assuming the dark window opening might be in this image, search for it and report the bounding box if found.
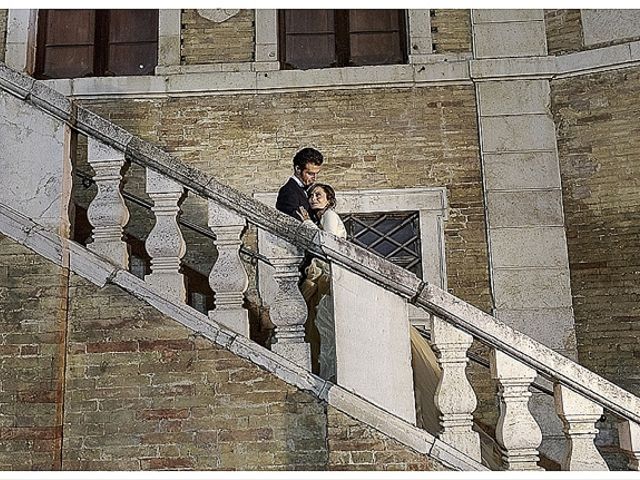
[278,9,407,70]
[34,9,158,79]
[343,211,423,279]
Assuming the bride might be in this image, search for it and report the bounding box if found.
[296,183,441,434]
[297,183,345,383]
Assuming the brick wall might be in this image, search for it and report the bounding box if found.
[181,9,254,65]
[544,10,583,55]
[0,236,66,469]
[0,9,7,62]
[79,86,492,314]
[0,235,448,471]
[551,67,640,397]
[432,10,472,54]
[327,407,443,470]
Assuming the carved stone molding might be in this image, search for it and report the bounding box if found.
[197,9,240,23]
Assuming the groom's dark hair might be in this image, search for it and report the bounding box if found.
[293,147,324,171]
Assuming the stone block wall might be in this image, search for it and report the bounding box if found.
[432,9,472,53]
[79,86,492,314]
[0,234,447,471]
[181,9,254,65]
[0,10,7,63]
[545,9,640,55]
[0,235,66,470]
[551,66,640,397]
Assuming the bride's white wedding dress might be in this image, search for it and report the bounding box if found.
[301,209,346,382]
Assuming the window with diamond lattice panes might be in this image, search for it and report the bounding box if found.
[343,211,422,278]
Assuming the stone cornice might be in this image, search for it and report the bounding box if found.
[35,40,640,99]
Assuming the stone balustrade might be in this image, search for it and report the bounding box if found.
[3,61,640,471]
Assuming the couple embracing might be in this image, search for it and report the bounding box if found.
[275,147,344,383]
[273,147,447,441]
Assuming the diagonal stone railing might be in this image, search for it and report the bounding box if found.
[1,61,639,471]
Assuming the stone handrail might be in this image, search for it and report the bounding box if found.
[1,61,639,469]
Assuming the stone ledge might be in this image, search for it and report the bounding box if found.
[555,42,636,77]
[470,57,556,80]
[0,203,482,472]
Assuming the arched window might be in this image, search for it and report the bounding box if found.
[278,10,407,70]
[34,10,158,79]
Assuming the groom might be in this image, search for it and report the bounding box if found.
[276,147,324,220]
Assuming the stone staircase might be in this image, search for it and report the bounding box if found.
[1,61,639,471]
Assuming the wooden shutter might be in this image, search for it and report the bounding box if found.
[107,10,158,76]
[35,10,96,79]
[280,10,336,69]
[348,10,405,66]
[35,9,158,79]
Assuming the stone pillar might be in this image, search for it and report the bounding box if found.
[156,9,182,74]
[208,200,249,336]
[86,139,129,268]
[407,10,434,63]
[490,350,543,470]
[254,9,279,71]
[144,169,186,302]
[618,420,640,471]
[554,384,608,471]
[471,9,576,462]
[431,316,480,462]
[261,230,310,370]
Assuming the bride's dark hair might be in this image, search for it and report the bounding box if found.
[309,183,337,209]
[308,183,336,224]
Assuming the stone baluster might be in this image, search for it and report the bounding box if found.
[261,230,310,370]
[490,349,543,470]
[207,200,249,336]
[618,420,640,470]
[430,315,481,461]
[86,139,129,268]
[144,169,186,301]
[554,384,609,470]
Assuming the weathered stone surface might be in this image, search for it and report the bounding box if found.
[486,190,564,227]
[581,10,640,47]
[477,80,550,116]
[472,9,543,23]
[495,307,577,354]
[76,106,133,152]
[473,21,547,59]
[483,152,561,190]
[492,267,572,310]
[30,80,72,122]
[331,264,416,424]
[481,115,557,152]
[489,226,569,268]
[0,90,70,233]
[0,60,34,99]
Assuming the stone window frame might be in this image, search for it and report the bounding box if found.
[5,9,434,74]
[254,9,434,71]
[254,187,448,327]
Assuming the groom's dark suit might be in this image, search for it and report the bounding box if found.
[276,177,310,220]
